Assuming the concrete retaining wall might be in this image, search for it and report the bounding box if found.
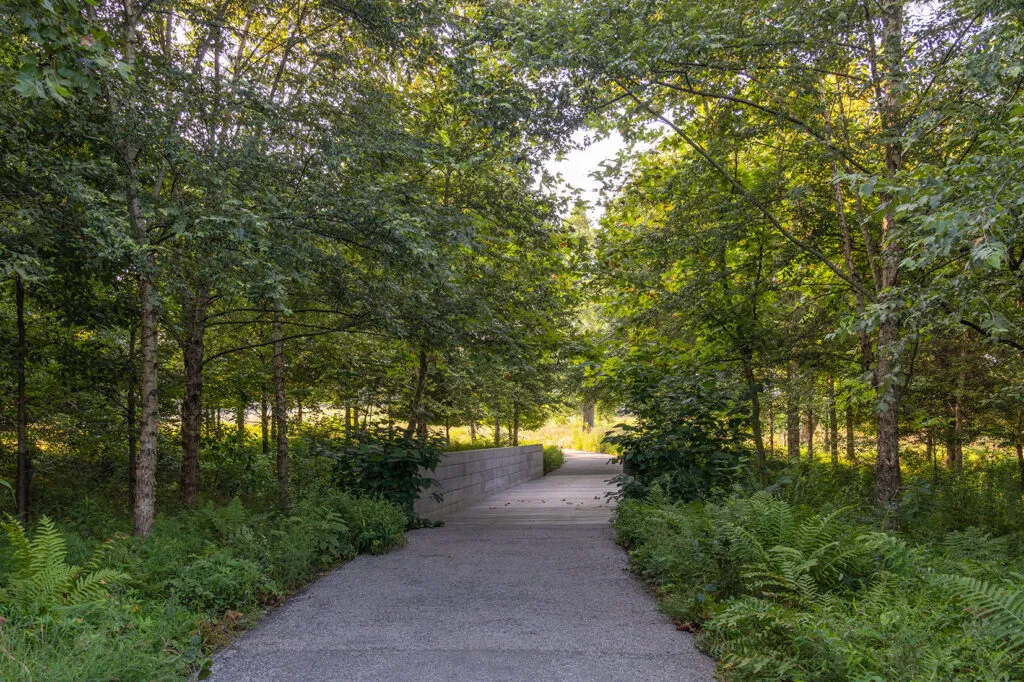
[414,445,544,519]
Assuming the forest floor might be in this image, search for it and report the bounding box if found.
[209,451,714,681]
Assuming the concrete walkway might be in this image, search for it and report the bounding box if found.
[210,451,715,681]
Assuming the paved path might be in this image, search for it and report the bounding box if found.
[210,451,715,681]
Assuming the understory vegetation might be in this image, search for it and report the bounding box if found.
[616,457,1024,681]
[543,445,564,474]
[0,486,406,680]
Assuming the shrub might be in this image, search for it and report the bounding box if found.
[314,427,443,513]
[543,445,564,473]
[616,489,1024,680]
[605,372,751,500]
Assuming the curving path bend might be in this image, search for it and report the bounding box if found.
[210,450,715,681]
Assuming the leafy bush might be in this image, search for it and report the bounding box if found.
[543,445,564,473]
[314,427,443,513]
[606,369,752,500]
[617,488,1024,680]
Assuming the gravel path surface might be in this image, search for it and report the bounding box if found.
[209,451,715,681]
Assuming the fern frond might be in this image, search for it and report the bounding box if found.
[69,568,127,603]
[940,574,1024,655]
[1,516,32,576]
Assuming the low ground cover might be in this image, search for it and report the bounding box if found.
[0,424,423,680]
[615,457,1024,681]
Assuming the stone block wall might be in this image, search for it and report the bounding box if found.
[413,445,544,519]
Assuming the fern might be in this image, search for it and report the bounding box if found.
[644,483,673,507]
[939,573,1024,655]
[942,527,1010,563]
[0,516,126,617]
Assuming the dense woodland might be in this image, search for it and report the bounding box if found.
[3,0,1024,680]
[0,0,588,534]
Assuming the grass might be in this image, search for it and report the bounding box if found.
[519,415,627,454]
[543,445,564,473]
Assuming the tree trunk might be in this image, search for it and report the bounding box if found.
[945,404,963,470]
[179,287,209,507]
[743,359,766,478]
[871,0,906,507]
[494,416,501,447]
[296,399,303,426]
[127,325,138,510]
[786,358,801,461]
[445,417,451,446]
[805,408,815,461]
[134,264,159,537]
[345,405,351,438]
[404,349,429,439]
[260,396,269,454]
[470,421,476,442]
[768,400,775,455]
[235,400,246,436]
[15,276,31,523]
[272,312,289,506]
[828,375,839,465]
[846,403,856,462]
[582,403,595,432]
[927,429,937,482]
[513,404,520,447]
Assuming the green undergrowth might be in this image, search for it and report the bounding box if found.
[0,490,407,680]
[543,445,564,473]
[616,469,1024,681]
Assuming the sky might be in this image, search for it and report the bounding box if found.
[544,129,626,223]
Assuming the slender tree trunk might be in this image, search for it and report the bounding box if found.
[445,417,451,446]
[134,264,159,537]
[345,405,351,437]
[768,400,775,455]
[179,287,209,506]
[404,349,429,439]
[871,0,906,506]
[296,399,303,426]
[927,429,937,482]
[786,358,801,461]
[846,403,856,462]
[945,404,963,470]
[513,404,520,447]
[260,396,269,454]
[272,312,289,506]
[744,359,766,477]
[494,416,501,448]
[15,276,31,522]
[127,325,138,510]
[805,408,815,461]
[235,399,246,436]
[828,375,839,465]
[470,421,476,442]
[582,403,595,432]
